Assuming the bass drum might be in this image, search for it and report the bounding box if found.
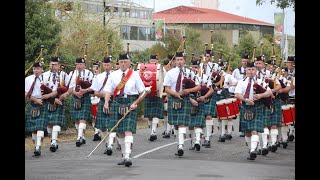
[137,63,164,98]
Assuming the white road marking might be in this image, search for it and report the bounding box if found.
[133,138,191,158]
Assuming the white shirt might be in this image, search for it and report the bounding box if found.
[25,74,43,98]
[256,68,271,79]
[199,62,219,77]
[222,73,238,93]
[104,69,145,95]
[43,71,59,90]
[91,71,113,94]
[163,67,200,93]
[57,70,70,87]
[235,76,270,101]
[288,77,295,97]
[68,69,94,90]
[232,66,246,80]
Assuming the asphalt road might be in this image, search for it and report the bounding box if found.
[25,126,295,180]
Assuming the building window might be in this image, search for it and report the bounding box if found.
[123,8,130,17]
[138,27,147,40]
[209,24,215,30]
[202,24,209,29]
[233,24,239,30]
[130,26,138,40]
[150,27,155,41]
[227,24,233,30]
[221,24,227,30]
[121,26,130,40]
[214,24,221,30]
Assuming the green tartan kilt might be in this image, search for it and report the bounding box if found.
[95,98,112,131]
[203,92,218,117]
[269,97,283,127]
[25,102,48,132]
[47,103,66,127]
[69,94,92,122]
[240,101,264,133]
[189,96,205,127]
[167,95,191,126]
[108,95,139,133]
[143,97,164,119]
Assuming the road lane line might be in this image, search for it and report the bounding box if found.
[133,138,191,158]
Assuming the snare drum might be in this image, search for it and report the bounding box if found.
[137,63,164,98]
[216,98,240,120]
[281,104,295,125]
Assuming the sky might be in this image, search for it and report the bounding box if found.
[131,0,295,36]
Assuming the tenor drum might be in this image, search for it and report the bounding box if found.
[137,63,164,98]
[281,104,295,125]
[216,98,239,120]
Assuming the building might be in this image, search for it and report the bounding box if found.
[52,0,158,51]
[153,6,274,48]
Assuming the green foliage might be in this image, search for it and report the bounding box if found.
[25,0,61,66]
[256,0,295,10]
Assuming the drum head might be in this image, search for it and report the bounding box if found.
[216,99,232,105]
[281,104,295,110]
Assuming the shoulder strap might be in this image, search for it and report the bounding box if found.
[113,69,134,97]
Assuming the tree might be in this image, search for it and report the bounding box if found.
[256,0,295,10]
[25,0,62,71]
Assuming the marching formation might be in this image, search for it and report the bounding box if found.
[25,36,295,167]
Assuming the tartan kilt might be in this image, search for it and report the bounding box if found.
[189,96,205,127]
[167,95,191,126]
[47,103,66,127]
[108,95,139,133]
[143,97,164,119]
[95,98,112,131]
[203,92,218,117]
[69,94,92,122]
[269,97,283,127]
[25,102,48,132]
[240,101,264,133]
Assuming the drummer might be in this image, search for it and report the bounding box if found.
[143,55,165,141]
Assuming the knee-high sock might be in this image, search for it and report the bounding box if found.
[108,132,117,147]
[281,126,289,142]
[270,128,278,145]
[205,120,213,140]
[227,121,233,134]
[178,127,186,149]
[118,137,125,156]
[245,136,251,150]
[250,135,259,152]
[261,128,269,148]
[173,129,178,136]
[47,127,52,136]
[151,118,159,135]
[32,133,37,143]
[288,124,295,135]
[94,127,100,134]
[195,128,202,144]
[166,123,171,134]
[218,121,222,131]
[77,123,86,140]
[221,120,227,135]
[124,136,133,159]
[36,130,44,149]
[189,129,195,139]
[257,133,262,150]
[163,116,168,132]
[52,125,61,144]
[277,127,282,141]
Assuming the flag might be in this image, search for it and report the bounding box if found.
[154,19,164,40]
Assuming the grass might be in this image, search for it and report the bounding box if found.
[25,117,163,152]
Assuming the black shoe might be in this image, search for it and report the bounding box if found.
[288,135,294,141]
[117,158,126,165]
[93,133,101,141]
[50,144,57,152]
[218,135,226,142]
[261,148,269,155]
[282,141,288,149]
[205,141,211,148]
[172,130,174,134]
[34,147,41,156]
[268,146,272,152]
[195,143,201,151]
[162,133,170,138]
[276,141,281,147]
[271,145,277,152]
[257,149,261,155]
[247,151,257,160]
[76,139,81,147]
[124,158,132,167]
[175,148,184,156]
[81,138,86,144]
[104,147,113,156]
[149,134,157,141]
[225,134,232,140]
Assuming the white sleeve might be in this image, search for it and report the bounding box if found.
[25,77,31,92]
[135,72,145,93]
[90,76,99,92]
[234,81,243,94]
[69,71,76,88]
[163,71,171,87]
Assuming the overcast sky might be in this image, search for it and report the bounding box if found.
[132,0,295,36]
